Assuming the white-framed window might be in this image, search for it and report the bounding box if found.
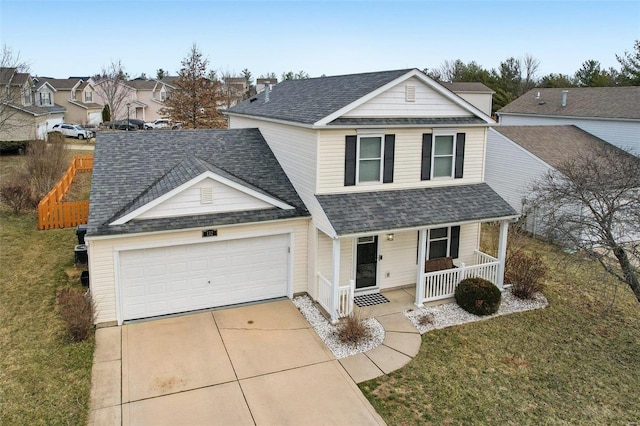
[356,135,383,183]
[84,91,92,102]
[23,89,31,105]
[160,88,167,101]
[432,135,455,178]
[39,92,51,105]
[427,227,450,260]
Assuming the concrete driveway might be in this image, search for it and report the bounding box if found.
[89,300,385,425]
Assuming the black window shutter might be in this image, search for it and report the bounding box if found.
[421,133,432,180]
[450,226,461,258]
[344,135,357,186]
[454,133,465,179]
[383,134,395,183]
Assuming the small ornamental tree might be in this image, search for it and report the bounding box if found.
[102,104,111,123]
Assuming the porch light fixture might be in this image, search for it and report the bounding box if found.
[386,233,394,241]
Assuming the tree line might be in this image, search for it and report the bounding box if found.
[424,40,639,113]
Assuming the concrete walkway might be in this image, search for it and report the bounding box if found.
[88,300,385,425]
[339,288,422,383]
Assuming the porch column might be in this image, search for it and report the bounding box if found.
[415,229,427,307]
[331,238,341,323]
[496,220,509,289]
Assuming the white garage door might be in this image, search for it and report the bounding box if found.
[119,234,289,321]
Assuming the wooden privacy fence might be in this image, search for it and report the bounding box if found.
[38,156,93,230]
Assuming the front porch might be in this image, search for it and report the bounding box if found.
[315,220,510,323]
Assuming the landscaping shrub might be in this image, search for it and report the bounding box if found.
[56,288,94,342]
[0,140,29,154]
[0,180,36,213]
[455,277,501,316]
[336,312,371,347]
[24,137,69,199]
[46,131,65,144]
[506,250,547,299]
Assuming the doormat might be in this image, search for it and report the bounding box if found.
[354,293,390,307]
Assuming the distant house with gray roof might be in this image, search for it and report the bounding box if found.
[496,87,640,153]
[39,77,103,126]
[86,68,518,326]
[0,68,65,140]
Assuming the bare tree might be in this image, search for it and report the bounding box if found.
[528,144,640,303]
[522,53,540,93]
[160,44,225,129]
[92,60,132,126]
[0,45,32,136]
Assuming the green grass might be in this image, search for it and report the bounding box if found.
[361,234,640,425]
[0,154,94,425]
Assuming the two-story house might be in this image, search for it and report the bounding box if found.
[124,79,176,121]
[86,69,517,326]
[39,78,103,126]
[0,68,65,140]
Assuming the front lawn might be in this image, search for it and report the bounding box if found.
[0,154,94,424]
[361,234,639,424]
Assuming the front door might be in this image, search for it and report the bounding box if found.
[356,236,378,290]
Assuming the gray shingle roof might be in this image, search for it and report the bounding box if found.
[328,117,485,126]
[88,129,309,236]
[40,78,82,90]
[126,80,158,90]
[316,183,517,236]
[498,87,640,120]
[227,69,413,124]
[493,125,640,168]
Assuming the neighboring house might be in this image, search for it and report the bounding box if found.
[0,68,65,140]
[220,77,250,108]
[123,79,176,121]
[485,125,640,240]
[86,68,518,326]
[256,78,277,94]
[441,82,494,117]
[39,78,103,126]
[497,87,640,153]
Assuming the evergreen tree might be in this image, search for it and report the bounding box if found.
[616,40,640,85]
[160,44,226,129]
[102,104,111,123]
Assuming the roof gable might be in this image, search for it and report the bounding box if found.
[112,169,293,225]
[228,69,493,126]
[88,129,308,236]
[498,87,640,120]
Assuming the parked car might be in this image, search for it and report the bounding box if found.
[144,119,170,130]
[144,119,182,130]
[51,123,94,140]
[128,119,145,129]
[104,121,138,131]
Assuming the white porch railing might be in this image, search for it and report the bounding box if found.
[422,251,500,303]
[338,280,355,317]
[317,272,333,315]
[317,273,354,320]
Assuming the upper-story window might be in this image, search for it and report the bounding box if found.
[23,89,31,105]
[40,92,51,105]
[421,132,465,181]
[71,89,76,100]
[433,135,455,178]
[84,91,92,102]
[357,136,383,183]
[160,88,167,101]
[345,134,395,186]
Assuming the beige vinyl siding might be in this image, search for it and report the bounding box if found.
[229,116,335,236]
[343,77,473,118]
[457,223,481,266]
[317,127,486,194]
[316,232,354,286]
[137,179,273,219]
[379,231,418,289]
[455,92,493,117]
[87,218,310,324]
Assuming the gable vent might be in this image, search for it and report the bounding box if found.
[200,187,213,204]
[405,85,416,102]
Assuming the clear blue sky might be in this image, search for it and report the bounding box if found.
[1,0,638,80]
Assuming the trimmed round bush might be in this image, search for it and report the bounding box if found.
[454,277,501,316]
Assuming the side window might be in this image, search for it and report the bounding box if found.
[432,135,454,178]
[421,133,465,180]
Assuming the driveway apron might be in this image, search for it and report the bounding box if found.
[89,300,385,425]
